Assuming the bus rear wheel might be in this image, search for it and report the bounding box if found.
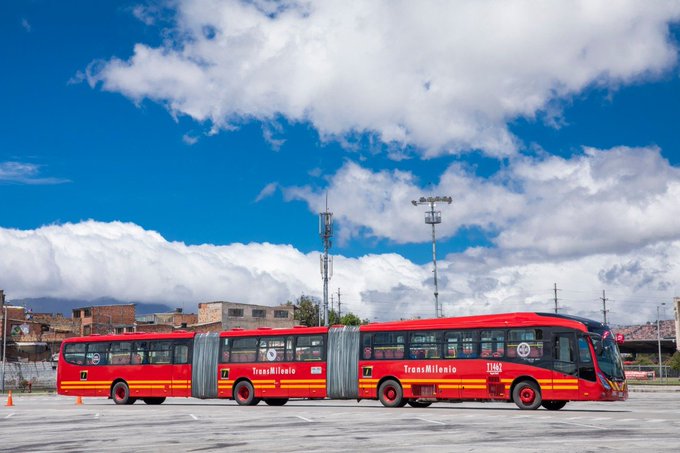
[512,381,542,410]
[143,397,166,405]
[234,381,259,406]
[541,400,567,411]
[264,398,289,406]
[112,382,133,405]
[378,379,405,408]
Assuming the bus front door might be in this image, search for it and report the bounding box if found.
[552,333,580,400]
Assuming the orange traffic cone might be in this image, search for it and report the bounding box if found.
[5,390,13,407]
[75,395,83,405]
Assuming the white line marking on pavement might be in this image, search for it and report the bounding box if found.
[555,421,607,430]
[94,413,100,419]
[416,417,445,425]
[189,414,198,420]
[5,413,14,419]
[296,415,313,422]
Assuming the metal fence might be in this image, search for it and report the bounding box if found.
[624,365,679,379]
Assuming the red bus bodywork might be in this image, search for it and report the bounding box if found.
[58,331,194,402]
[57,312,627,409]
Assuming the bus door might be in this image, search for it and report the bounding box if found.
[291,335,327,398]
[552,332,580,400]
[148,341,173,397]
[576,334,599,399]
[172,341,192,397]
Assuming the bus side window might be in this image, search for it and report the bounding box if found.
[63,343,86,365]
[361,334,372,359]
[554,334,577,376]
[578,336,596,382]
[110,341,132,365]
[174,343,189,364]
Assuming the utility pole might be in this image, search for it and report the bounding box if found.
[319,196,333,327]
[411,196,453,318]
[1,289,6,393]
[553,283,560,314]
[600,290,610,325]
[337,288,342,320]
[330,294,334,324]
[657,303,666,381]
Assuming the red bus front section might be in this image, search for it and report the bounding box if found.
[358,313,627,408]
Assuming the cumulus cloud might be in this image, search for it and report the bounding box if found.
[285,146,680,260]
[0,161,69,185]
[0,220,676,325]
[85,0,680,157]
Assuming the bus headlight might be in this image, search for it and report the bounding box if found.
[598,373,611,391]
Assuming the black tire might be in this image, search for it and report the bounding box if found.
[378,379,404,408]
[541,400,567,411]
[143,397,166,405]
[264,398,289,406]
[233,381,258,406]
[111,381,131,405]
[512,380,542,410]
[407,400,432,408]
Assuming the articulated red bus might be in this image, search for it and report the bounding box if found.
[57,312,627,410]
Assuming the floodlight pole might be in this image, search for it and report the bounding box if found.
[411,196,453,318]
[2,304,7,394]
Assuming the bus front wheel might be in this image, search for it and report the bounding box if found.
[408,400,432,408]
[512,381,542,410]
[378,380,405,408]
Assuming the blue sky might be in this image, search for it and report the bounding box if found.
[2,1,680,324]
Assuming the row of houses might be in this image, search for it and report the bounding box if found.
[0,290,297,362]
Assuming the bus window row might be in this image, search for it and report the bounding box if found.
[361,329,547,360]
[62,340,191,366]
[221,334,325,363]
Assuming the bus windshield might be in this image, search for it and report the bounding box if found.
[591,333,625,381]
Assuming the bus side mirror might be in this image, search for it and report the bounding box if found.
[615,333,625,345]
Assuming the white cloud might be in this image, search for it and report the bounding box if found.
[255,182,278,202]
[86,0,680,157]
[0,161,70,185]
[0,220,676,325]
[285,146,680,259]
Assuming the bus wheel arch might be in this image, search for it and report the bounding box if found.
[111,380,135,405]
[233,379,260,406]
[511,378,542,410]
[377,378,406,408]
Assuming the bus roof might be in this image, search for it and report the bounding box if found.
[219,326,329,338]
[361,312,590,333]
[62,331,196,343]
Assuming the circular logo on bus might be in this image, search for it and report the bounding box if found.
[91,353,101,365]
[517,342,531,358]
[266,348,277,361]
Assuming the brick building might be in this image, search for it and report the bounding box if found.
[135,309,199,333]
[198,301,297,330]
[72,304,136,336]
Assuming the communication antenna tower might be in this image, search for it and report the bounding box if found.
[319,195,333,327]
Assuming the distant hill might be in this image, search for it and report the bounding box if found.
[8,297,179,316]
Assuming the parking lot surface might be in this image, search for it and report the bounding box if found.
[2,392,680,452]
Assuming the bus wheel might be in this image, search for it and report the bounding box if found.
[111,382,131,405]
[234,381,257,406]
[512,381,542,410]
[541,400,567,411]
[264,398,289,406]
[143,397,166,405]
[407,400,432,408]
[378,380,404,408]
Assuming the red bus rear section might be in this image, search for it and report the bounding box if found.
[57,312,627,410]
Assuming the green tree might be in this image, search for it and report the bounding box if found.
[290,295,320,327]
[669,351,680,372]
